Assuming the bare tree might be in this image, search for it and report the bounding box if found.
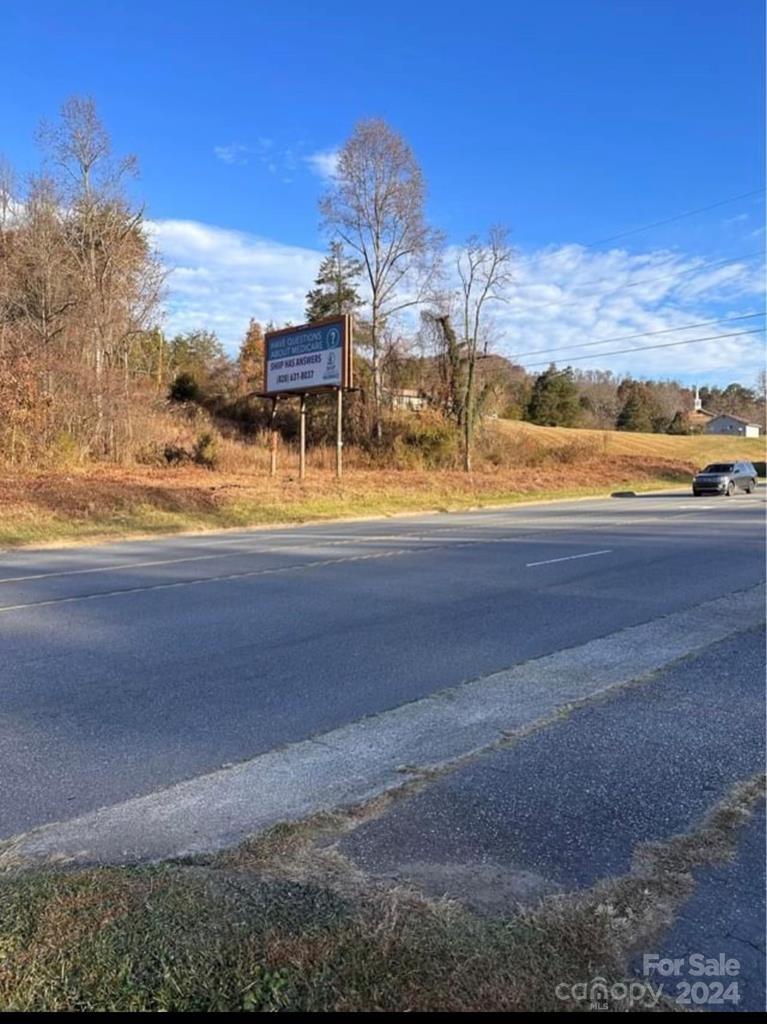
[5,176,77,354]
[39,97,163,455]
[320,119,440,439]
[455,227,513,471]
[0,159,14,357]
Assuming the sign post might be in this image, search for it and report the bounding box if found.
[262,315,353,481]
[299,394,307,481]
[269,397,278,477]
[336,387,343,480]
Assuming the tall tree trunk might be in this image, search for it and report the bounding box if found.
[371,309,382,442]
[463,356,476,473]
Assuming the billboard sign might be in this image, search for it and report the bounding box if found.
[264,315,352,395]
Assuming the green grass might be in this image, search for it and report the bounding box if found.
[1,776,762,1012]
[0,860,617,1012]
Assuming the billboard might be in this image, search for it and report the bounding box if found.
[264,315,352,396]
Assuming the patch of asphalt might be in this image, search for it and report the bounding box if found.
[1,585,763,869]
[338,629,765,904]
[631,801,766,1013]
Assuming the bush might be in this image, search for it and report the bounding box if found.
[393,413,460,469]
[550,438,600,464]
[192,431,220,469]
[169,373,200,403]
[48,431,81,468]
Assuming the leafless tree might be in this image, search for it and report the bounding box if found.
[5,176,77,354]
[320,119,440,439]
[456,226,513,470]
[39,97,163,454]
[0,98,165,463]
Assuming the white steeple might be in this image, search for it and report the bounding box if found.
[694,386,702,412]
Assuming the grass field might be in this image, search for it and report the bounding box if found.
[0,423,763,547]
[495,419,766,464]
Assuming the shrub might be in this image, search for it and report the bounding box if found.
[193,431,220,469]
[169,372,200,403]
[395,413,460,469]
[551,438,600,464]
[134,441,168,466]
[48,431,81,468]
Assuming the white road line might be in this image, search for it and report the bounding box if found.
[0,549,412,614]
[0,495,755,587]
[526,549,613,568]
[0,536,432,585]
[0,531,603,586]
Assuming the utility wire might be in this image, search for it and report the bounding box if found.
[586,188,765,247]
[507,311,766,361]
[517,327,765,370]
[515,187,765,273]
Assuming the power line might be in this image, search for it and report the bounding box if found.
[517,327,765,370]
[507,311,766,361]
[586,188,765,247]
[515,187,765,273]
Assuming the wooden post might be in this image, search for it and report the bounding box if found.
[335,388,343,481]
[299,393,307,481]
[269,397,278,477]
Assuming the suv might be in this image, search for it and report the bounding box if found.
[692,461,758,496]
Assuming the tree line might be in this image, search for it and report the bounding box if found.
[1,100,763,470]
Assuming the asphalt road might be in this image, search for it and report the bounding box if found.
[340,629,766,1010]
[1,487,765,838]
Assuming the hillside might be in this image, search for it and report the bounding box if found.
[495,420,766,466]
[2,419,763,549]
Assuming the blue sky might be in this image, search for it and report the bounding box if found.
[2,0,765,383]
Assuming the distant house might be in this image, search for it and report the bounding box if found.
[387,388,429,412]
[704,413,761,438]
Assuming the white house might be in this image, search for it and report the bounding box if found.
[704,413,762,438]
[387,388,429,412]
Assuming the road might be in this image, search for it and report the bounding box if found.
[1,487,765,839]
[339,629,766,1010]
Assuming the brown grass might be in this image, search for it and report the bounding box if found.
[0,456,695,548]
[495,419,766,463]
[1,776,762,1012]
[1,416,762,547]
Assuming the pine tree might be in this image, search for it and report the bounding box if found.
[616,386,654,432]
[237,319,265,392]
[526,365,581,426]
[305,241,363,322]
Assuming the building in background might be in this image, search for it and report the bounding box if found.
[704,413,762,438]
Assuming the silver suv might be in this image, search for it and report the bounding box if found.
[692,461,758,496]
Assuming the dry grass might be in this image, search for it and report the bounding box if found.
[0,459,692,548]
[1,419,762,547]
[496,418,766,463]
[1,776,762,1012]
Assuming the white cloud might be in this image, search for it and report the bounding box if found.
[149,219,322,347]
[213,144,251,166]
[303,148,340,181]
[490,245,765,381]
[150,216,764,383]
[214,139,304,182]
